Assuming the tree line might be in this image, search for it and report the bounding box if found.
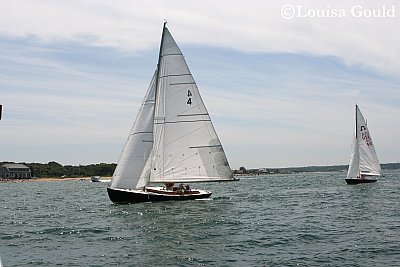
[1,161,116,178]
[236,162,400,175]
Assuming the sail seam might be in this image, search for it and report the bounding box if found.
[131,131,153,136]
[160,74,191,78]
[190,145,222,148]
[155,119,211,124]
[178,113,209,117]
[170,82,196,85]
[162,53,183,56]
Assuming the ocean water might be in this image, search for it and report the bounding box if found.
[1,170,399,267]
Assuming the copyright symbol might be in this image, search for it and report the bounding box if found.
[281,4,295,20]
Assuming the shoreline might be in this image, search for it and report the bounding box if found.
[0,177,111,183]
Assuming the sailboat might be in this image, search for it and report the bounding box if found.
[107,23,236,203]
[345,104,382,184]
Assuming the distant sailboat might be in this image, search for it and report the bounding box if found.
[345,105,382,184]
[107,22,237,203]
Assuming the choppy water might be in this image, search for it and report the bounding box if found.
[1,170,400,266]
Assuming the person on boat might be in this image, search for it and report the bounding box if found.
[179,183,185,194]
[165,182,174,191]
[360,174,365,179]
[185,184,191,192]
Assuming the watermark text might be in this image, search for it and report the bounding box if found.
[281,4,396,20]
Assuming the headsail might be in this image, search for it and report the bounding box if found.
[110,72,156,189]
[347,105,382,179]
[347,136,360,179]
[150,25,233,183]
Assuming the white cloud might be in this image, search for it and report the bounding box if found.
[0,0,399,74]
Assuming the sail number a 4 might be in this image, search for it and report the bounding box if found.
[187,90,193,105]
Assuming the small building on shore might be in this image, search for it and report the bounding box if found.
[0,163,31,179]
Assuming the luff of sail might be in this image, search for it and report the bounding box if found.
[347,105,382,179]
[110,72,156,190]
[347,135,360,179]
[150,25,234,183]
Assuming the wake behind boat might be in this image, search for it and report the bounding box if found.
[345,105,382,185]
[107,22,237,203]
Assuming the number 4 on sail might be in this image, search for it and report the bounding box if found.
[345,105,382,184]
[107,22,238,203]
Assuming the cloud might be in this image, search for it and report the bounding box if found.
[0,0,399,75]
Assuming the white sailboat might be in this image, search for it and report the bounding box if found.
[107,22,237,203]
[345,104,382,184]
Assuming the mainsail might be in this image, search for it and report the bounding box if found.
[150,25,233,183]
[347,105,382,179]
[111,23,234,190]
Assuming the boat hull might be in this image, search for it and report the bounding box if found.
[107,187,212,204]
[345,178,377,184]
[91,176,100,182]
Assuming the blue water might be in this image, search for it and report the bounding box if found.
[1,170,399,266]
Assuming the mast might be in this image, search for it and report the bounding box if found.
[355,104,360,177]
[154,21,167,106]
[355,104,358,138]
[153,22,167,181]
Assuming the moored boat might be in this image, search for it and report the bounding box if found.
[91,176,100,182]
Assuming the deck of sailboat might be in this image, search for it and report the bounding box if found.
[145,186,203,195]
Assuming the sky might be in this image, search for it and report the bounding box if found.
[0,0,399,169]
